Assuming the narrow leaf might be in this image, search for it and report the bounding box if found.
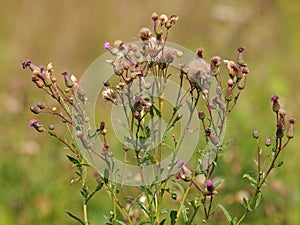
[255,192,262,209]
[159,219,167,225]
[66,155,80,165]
[65,211,85,225]
[218,204,232,224]
[242,173,258,185]
[104,168,109,184]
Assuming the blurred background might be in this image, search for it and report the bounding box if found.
[1,0,299,224]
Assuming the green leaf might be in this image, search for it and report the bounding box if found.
[152,104,161,117]
[115,219,128,225]
[174,182,185,194]
[165,114,182,134]
[180,203,189,222]
[159,219,167,225]
[242,197,252,211]
[242,173,258,185]
[138,202,151,219]
[218,204,232,225]
[65,211,85,225]
[170,210,177,225]
[104,168,109,184]
[277,161,284,167]
[66,155,80,165]
[255,192,262,209]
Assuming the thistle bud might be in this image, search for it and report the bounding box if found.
[198,110,205,120]
[276,122,284,139]
[99,121,106,135]
[134,112,140,120]
[210,56,221,76]
[30,106,40,114]
[237,74,247,90]
[205,180,214,194]
[139,27,152,41]
[270,95,280,113]
[48,124,55,130]
[61,71,74,88]
[286,118,296,139]
[123,141,130,151]
[29,119,44,132]
[237,46,245,65]
[196,48,204,59]
[37,102,46,109]
[151,12,158,21]
[278,109,286,128]
[265,137,272,146]
[225,86,233,101]
[252,130,259,139]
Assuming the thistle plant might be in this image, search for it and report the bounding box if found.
[23,13,295,225]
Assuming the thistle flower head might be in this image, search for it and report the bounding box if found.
[102,89,117,103]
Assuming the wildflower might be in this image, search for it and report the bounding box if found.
[48,124,55,130]
[237,74,247,90]
[265,137,272,146]
[210,56,221,76]
[286,118,296,139]
[278,109,286,128]
[276,122,284,139]
[175,173,181,180]
[29,119,44,132]
[237,46,245,65]
[188,55,211,90]
[252,130,259,139]
[177,161,192,181]
[37,102,46,109]
[99,121,107,135]
[134,112,140,120]
[270,95,280,113]
[102,89,117,103]
[61,71,74,88]
[30,106,40,114]
[104,42,112,50]
[123,141,130,151]
[205,180,214,194]
[198,110,205,120]
[103,79,110,87]
[70,75,78,86]
[224,59,240,79]
[139,27,152,41]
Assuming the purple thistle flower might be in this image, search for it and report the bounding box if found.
[270,95,279,102]
[29,119,38,126]
[104,42,112,50]
[205,179,214,193]
[175,173,181,180]
[177,160,184,168]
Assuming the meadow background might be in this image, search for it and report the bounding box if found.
[0,0,299,224]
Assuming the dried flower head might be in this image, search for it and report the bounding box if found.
[102,89,117,103]
[139,27,152,41]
